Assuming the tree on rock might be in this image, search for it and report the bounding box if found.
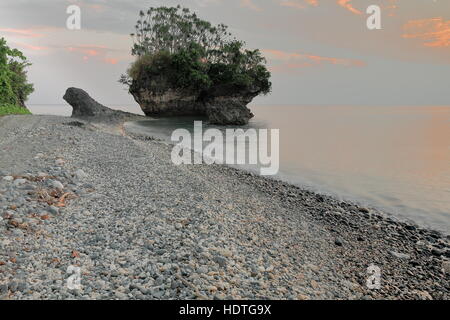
[120,6,271,125]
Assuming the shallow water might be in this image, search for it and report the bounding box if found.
[30,104,450,233]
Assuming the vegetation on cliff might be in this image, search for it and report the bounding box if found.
[120,6,271,97]
[0,37,33,116]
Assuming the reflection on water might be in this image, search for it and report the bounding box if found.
[130,105,450,233]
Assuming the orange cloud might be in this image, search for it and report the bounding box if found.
[279,0,318,9]
[68,46,101,56]
[240,0,262,11]
[66,45,121,64]
[263,49,365,73]
[280,1,304,9]
[0,28,44,38]
[278,0,396,15]
[15,42,48,51]
[403,17,450,48]
[104,57,119,65]
[336,0,362,15]
[306,0,318,6]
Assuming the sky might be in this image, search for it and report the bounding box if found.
[0,0,449,107]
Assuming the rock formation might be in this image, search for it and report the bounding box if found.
[129,79,259,125]
[63,88,142,122]
[63,87,116,118]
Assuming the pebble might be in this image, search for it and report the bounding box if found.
[74,169,88,180]
[48,206,59,215]
[213,256,227,268]
[50,180,64,191]
[442,261,450,274]
[13,179,27,186]
[390,251,411,260]
[197,266,208,274]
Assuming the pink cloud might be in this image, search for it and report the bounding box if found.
[278,0,318,9]
[263,49,366,73]
[306,0,319,6]
[66,45,121,64]
[15,42,49,51]
[279,1,305,9]
[240,0,262,11]
[104,57,119,65]
[0,28,44,38]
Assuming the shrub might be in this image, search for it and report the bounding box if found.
[0,37,34,108]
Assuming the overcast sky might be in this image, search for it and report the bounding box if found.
[0,0,449,107]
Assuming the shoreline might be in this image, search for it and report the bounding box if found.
[124,119,449,236]
[0,114,449,300]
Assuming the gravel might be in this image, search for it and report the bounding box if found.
[0,115,448,300]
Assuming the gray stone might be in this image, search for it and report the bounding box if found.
[50,180,64,191]
[442,261,450,274]
[13,179,27,186]
[74,169,88,180]
[8,281,18,292]
[197,266,208,274]
[48,206,59,215]
[12,229,24,237]
[0,284,8,295]
[213,256,227,268]
[153,290,165,299]
[390,251,411,259]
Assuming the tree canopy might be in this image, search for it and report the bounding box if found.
[121,6,271,95]
[0,38,34,108]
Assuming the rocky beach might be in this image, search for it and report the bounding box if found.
[0,110,449,300]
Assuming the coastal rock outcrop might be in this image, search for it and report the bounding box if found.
[129,80,259,125]
[63,87,115,117]
[129,83,205,117]
[63,87,141,121]
[203,85,259,125]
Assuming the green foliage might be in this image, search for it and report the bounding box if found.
[171,43,211,90]
[130,5,231,60]
[0,103,31,116]
[121,6,271,96]
[0,37,34,107]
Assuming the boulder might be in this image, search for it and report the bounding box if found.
[63,87,114,117]
[63,88,142,122]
